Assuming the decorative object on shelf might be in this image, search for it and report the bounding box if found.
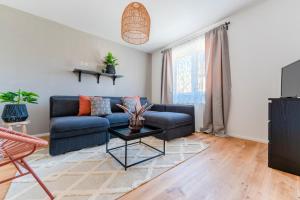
[78,61,90,69]
[73,68,123,85]
[117,103,153,133]
[0,89,39,123]
[121,2,151,45]
[103,52,118,74]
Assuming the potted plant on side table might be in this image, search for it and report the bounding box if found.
[103,52,119,74]
[0,89,39,123]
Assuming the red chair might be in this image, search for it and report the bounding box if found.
[0,127,54,199]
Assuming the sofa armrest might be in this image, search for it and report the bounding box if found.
[166,104,195,132]
[151,104,195,116]
[150,104,195,132]
[151,104,166,112]
[165,104,194,116]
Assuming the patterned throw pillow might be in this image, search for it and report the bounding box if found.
[90,97,112,116]
[121,96,142,113]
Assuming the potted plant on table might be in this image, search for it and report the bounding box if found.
[103,52,119,74]
[117,103,153,133]
[0,89,39,123]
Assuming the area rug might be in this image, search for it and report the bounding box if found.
[5,135,208,200]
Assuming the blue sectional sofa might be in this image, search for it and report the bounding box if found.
[49,96,195,155]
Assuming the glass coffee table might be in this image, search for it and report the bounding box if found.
[106,125,165,170]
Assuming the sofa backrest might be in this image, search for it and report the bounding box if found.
[50,96,149,118]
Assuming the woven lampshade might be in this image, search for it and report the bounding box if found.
[121,2,150,45]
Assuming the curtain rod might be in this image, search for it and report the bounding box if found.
[161,21,230,53]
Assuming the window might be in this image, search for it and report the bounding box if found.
[172,36,205,104]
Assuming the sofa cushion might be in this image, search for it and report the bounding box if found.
[50,96,79,118]
[50,96,149,117]
[143,111,193,129]
[78,96,91,116]
[121,96,142,112]
[104,112,129,126]
[90,97,112,116]
[50,116,109,139]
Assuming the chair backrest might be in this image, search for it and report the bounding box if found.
[50,96,149,118]
[0,127,48,166]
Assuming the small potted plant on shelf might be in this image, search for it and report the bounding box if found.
[0,89,39,123]
[103,52,119,74]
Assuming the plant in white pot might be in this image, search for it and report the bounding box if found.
[0,89,39,122]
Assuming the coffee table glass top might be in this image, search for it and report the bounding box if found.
[108,125,163,141]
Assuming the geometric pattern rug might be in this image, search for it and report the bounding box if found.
[5,135,208,200]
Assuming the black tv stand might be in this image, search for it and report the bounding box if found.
[268,98,300,176]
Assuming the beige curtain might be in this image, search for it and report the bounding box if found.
[201,25,231,135]
[161,49,173,104]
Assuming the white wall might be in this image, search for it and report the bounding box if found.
[151,0,300,142]
[151,51,162,103]
[0,5,151,135]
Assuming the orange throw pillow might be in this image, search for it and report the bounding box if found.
[78,96,91,116]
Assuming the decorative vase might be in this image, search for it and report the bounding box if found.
[129,117,144,133]
[1,104,28,122]
[105,65,116,74]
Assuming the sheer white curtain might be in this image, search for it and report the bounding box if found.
[172,36,205,131]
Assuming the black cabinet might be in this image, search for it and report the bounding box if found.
[268,98,300,176]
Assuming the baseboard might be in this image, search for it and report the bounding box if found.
[34,132,50,137]
[33,132,268,143]
[227,133,268,144]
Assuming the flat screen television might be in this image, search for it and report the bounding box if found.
[281,60,300,97]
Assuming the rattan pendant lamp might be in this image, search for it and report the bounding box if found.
[121,2,151,45]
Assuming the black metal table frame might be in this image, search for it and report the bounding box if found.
[105,131,165,170]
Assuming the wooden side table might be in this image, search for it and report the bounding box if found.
[2,120,31,134]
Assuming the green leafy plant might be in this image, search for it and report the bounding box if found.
[0,89,39,104]
[103,52,119,67]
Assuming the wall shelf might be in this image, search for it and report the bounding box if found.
[73,68,123,85]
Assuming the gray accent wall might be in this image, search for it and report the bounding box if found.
[0,5,152,135]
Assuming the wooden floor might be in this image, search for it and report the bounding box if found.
[120,134,300,200]
[0,165,16,200]
[0,136,49,200]
[1,134,300,200]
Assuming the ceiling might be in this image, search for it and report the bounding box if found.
[0,0,261,53]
